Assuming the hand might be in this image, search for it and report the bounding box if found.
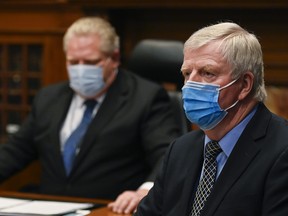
[107,189,149,214]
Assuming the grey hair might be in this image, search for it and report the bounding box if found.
[184,22,266,102]
[63,17,120,54]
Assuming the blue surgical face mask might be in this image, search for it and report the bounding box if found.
[67,64,105,98]
[182,79,239,130]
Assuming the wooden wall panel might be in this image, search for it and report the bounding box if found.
[103,8,288,85]
[69,0,288,9]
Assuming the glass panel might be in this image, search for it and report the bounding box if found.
[28,95,35,105]
[0,45,3,72]
[0,114,3,140]
[7,111,21,124]
[28,78,41,90]
[7,95,21,104]
[8,74,22,89]
[8,44,23,72]
[28,44,43,72]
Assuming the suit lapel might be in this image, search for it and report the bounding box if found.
[203,137,260,216]
[202,103,271,216]
[72,71,129,173]
[179,132,206,215]
[88,71,129,136]
[49,84,74,177]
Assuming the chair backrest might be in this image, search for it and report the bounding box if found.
[127,39,184,90]
[127,39,190,134]
[167,91,190,134]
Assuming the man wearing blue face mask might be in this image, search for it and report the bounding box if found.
[134,22,288,216]
[0,17,181,214]
[182,78,239,130]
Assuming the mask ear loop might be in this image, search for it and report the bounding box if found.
[224,100,239,111]
[219,78,240,111]
[219,78,239,91]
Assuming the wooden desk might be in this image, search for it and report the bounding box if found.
[0,190,131,216]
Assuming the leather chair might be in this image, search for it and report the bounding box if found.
[127,39,190,134]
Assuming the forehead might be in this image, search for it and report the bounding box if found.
[68,33,101,46]
[182,42,230,71]
[66,34,103,59]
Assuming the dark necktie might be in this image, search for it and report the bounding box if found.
[62,99,97,176]
[191,141,222,216]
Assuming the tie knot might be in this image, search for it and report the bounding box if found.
[84,99,97,110]
[205,141,222,159]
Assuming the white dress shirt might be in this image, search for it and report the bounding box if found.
[60,94,105,151]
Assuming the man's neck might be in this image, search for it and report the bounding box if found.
[205,99,258,141]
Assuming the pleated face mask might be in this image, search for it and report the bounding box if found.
[68,64,105,98]
[182,79,239,130]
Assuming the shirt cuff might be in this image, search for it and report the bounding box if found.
[138,182,154,191]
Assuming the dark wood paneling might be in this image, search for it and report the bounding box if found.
[101,8,288,86]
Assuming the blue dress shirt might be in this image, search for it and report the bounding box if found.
[204,105,258,179]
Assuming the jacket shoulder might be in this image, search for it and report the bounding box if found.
[32,81,71,107]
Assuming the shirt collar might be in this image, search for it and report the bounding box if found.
[74,94,106,108]
[205,104,258,157]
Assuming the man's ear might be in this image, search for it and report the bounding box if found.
[111,49,120,66]
[238,71,254,100]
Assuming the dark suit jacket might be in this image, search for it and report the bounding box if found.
[0,69,180,199]
[135,103,288,216]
